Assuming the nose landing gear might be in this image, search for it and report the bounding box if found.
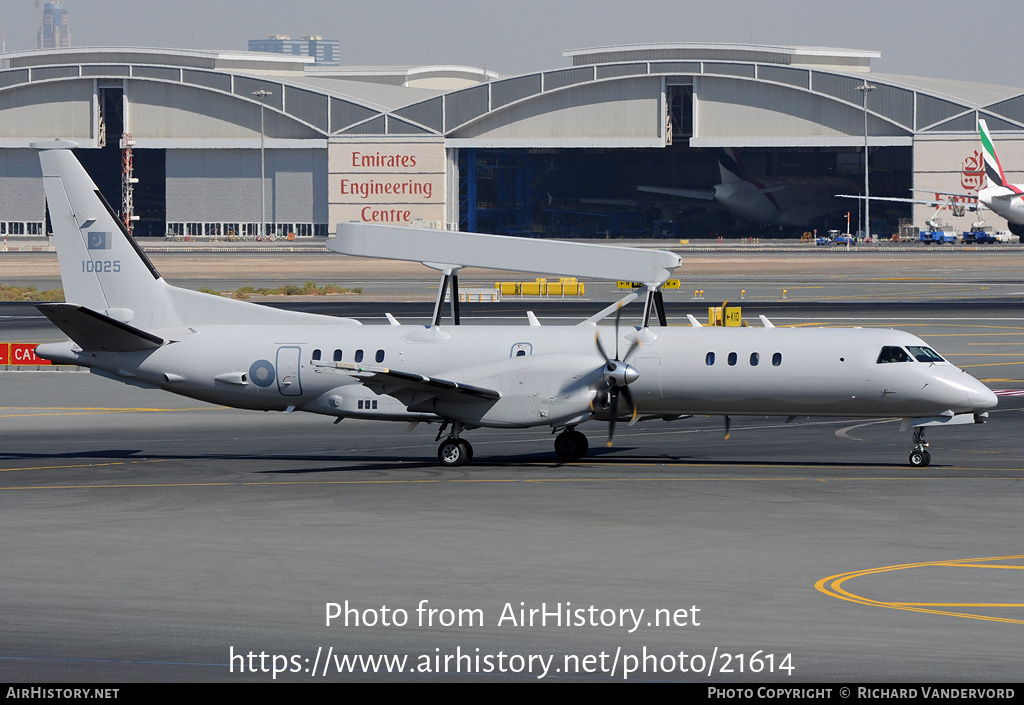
[909,428,931,467]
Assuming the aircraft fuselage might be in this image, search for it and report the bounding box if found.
[39,321,996,430]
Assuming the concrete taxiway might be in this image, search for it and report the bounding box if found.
[1,265,1024,682]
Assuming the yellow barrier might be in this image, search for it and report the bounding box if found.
[708,306,742,326]
[494,277,585,297]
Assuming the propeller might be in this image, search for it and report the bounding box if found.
[593,304,642,447]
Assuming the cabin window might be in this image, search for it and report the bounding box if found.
[728,352,737,366]
[355,349,364,363]
[312,349,321,361]
[705,352,715,366]
[750,352,759,366]
[772,352,782,367]
[333,349,343,362]
[877,346,912,364]
[376,349,385,363]
[907,346,944,363]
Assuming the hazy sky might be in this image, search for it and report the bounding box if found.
[4,0,1021,88]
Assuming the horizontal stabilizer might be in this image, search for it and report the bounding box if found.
[331,223,682,286]
[36,303,165,352]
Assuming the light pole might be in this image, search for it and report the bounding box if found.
[252,88,272,240]
[855,83,876,241]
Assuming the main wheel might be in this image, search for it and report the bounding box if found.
[438,438,472,467]
[554,432,577,460]
[909,449,930,467]
[554,430,589,460]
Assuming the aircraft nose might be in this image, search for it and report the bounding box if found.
[925,366,998,412]
[967,380,998,410]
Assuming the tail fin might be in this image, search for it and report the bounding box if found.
[37,140,176,328]
[35,141,336,332]
[718,148,746,185]
[979,119,1022,193]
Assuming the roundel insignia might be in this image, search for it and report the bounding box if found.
[249,359,276,387]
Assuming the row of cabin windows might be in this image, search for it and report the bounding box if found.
[705,351,783,367]
[310,348,386,364]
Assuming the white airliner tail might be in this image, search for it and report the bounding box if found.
[979,119,1022,195]
[718,148,747,186]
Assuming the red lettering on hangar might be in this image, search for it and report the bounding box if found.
[350,151,417,169]
[361,207,411,223]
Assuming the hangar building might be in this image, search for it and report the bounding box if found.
[2,43,1023,239]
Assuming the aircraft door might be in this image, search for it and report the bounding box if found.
[276,346,303,396]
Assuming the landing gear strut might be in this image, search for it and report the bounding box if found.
[909,427,931,467]
[436,421,473,467]
[554,429,589,460]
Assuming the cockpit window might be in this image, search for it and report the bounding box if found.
[907,346,944,363]
[876,346,912,364]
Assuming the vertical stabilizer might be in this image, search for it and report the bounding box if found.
[979,119,1021,193]
[718,148,746,185]
[35,141,360,331]
[36,140,172,328]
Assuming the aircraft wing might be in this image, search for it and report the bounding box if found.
[636,185,715,201]
[36,303,165,352]
[838,194,979,209]
[315,361,501,404]
[330,222,681,287]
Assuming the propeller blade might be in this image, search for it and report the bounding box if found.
[623,386,638,426]
[595,330,611,365]
[724,414,732,441]
[622,334,642,362]
[606,387,620,447]
[613,304,623,360]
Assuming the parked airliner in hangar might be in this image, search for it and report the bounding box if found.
[33,141,996,467]
[637,149,857,228]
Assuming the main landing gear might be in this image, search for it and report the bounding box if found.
[435,424,591,466]
[436,421,473,467]
[554,429,589,461]
[437,437,473,466]
[909,427,931,467]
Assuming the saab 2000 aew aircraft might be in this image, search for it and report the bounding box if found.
[33,141,996,467]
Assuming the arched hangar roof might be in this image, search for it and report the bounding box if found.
[2,44,1023,149]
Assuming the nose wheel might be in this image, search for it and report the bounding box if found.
[909,428,931,467]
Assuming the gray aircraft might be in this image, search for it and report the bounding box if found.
[34,141,996,467]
